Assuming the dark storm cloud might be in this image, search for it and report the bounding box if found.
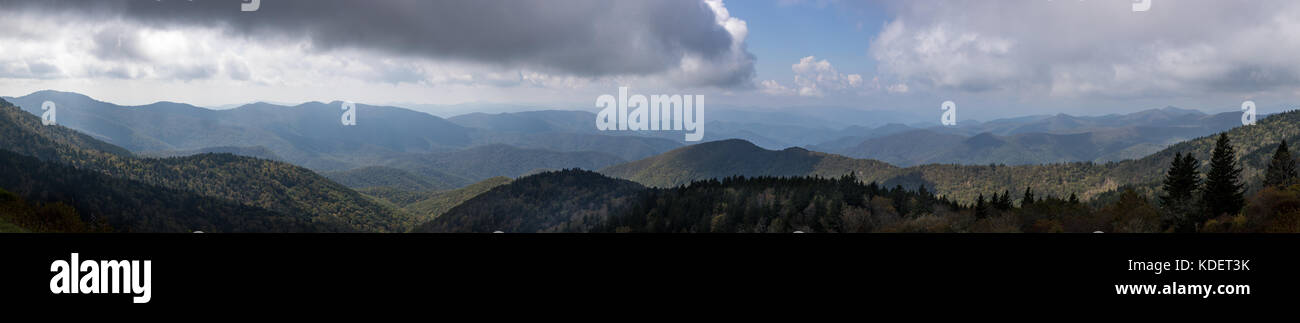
[3,0,751,86]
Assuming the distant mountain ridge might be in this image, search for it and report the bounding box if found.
[819,108,1243,166]
[4,91,685,189]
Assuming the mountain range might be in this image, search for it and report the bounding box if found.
[3,90,1250,190]
[3,90,1293,233]
[418,109,1298,232]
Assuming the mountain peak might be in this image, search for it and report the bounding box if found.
[16,90,99,105]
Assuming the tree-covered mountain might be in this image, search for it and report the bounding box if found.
[401,177,512,229]
[601,109,1300,204]
[415,168,1300,233]
[600,139,898,188]
[138,146,285,162]
[325,166,467,191]
[0,150,345,232]
[413,170,644,233]
[0,98,409,232]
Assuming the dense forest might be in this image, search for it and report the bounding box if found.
[0,99,405,232]
[0,149,346,232]
[414,170,644,233]
[425,134,1299,233]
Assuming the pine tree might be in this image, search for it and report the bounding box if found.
[916,184,934,215]
[1160,153,1201,205]
[1160,152,1201,232]
[1203,133,1245,219]
[1021,187,1035,207]
[1264,140,1298,187]
[1068,192,1079,204]
[974,194,988,219]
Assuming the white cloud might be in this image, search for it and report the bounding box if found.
[760,79,795,96]
[867,0,1300,100]
[762,56,865,97]
[886,83,909,94]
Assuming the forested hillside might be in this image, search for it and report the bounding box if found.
[0,99,409,232]
[602,110,1300,204]
[414,170,643,233]
[400,177,513,229]
[0,150,345,232]
[601,139,897,188]
[423,167,1300,233]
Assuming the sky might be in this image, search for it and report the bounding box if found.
[1,0,1298,121]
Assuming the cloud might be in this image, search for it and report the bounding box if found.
[0,0,755,88]
[867,0,1300,99]
[762,56,864,97]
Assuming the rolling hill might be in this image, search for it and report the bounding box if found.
[600,139,897,188]
[0,149,344,232]
[413,170,643,233]
[401,176,513,229]
[0,98,409,232]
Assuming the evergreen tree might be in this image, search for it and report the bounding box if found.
[1203,133,1245,218]
[1021,187,1035,207]
[916,184,934,215]
[1264,140,1298,187]
[1159,152,1202,232]
[1068,192,1079,204]
[1160,153,1201,205]
[974,194,988,219]
[998,190,1012,210]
